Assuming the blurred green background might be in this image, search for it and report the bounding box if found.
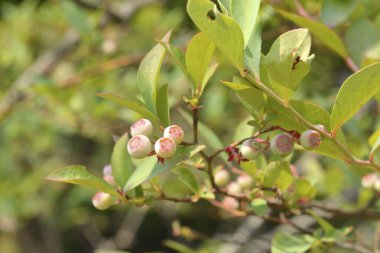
[1,0,380,252]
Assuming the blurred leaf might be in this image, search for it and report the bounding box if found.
[187,0,245,72]
[250,198,268,216]
[111,133,133,188]
[137,32,169,112]
[278,10,347,58]
[272,233,315,253]
[46,165,121,200]
[164,240,198,253]
[124,145,205,191]
[245,21,262,77]
[186,32,215,91]
[331,62,380,135]
[370,134,380,162]
[321,0,358,27]
[308,210,334,233]
[61,1,91,34]
[201,62,219,94]
[345,19,380,67]
[96,92,159,125]
[293,178,316,200]
[173,167,200,193]
[156,84,170,127]
[263,161,293,191]
[263,29,314,104]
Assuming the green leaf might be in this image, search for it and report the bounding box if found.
[158,32,189,78]
[186,32,215,90]
[272,233,315,253]
[123,145,205,192]
[201,62,219,95]
[156,84,170,127]
[46,165,121,199]
[231,76,266,120]
[245,21,262,77]
[278,10,348,58]
[173,167,200,193]
[308,210,334,233]
[263,161,293,191]
[267,99,348,160]
[61,1,91,34]
[137,32,168,112]
[370,133,380,163]
[111,133,133,188]
[293,178,316,200]
[345,19,380,67]
[263,29,314,103]
[250,198,268,216]
[96,92,159,125]
[230,0,260,48]
[218,0,231,15]
[321,0,358,27]
[187,0,245,72]
[331,63,380,135]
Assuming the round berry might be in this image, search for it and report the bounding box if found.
[222,196,239,209]
[127,135,152,159]
[270,133,294,156]
[361,173,377,188]
[92,192,114,210]
[154,137,176,158]
[102,164,112,176]
[130,118,153,137]
[375,179,380,192]
[103,175,116,187]
[300,129,321,150]
[214,169,230,187]
[164,125,184,144]
[241,139,264,160]
[227,182,242,195]
[237,175,253,190]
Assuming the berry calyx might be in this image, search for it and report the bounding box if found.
[164,125,184,144]
[270,133,294,156]
[361,173,377,188]
[130,118,153,137]
[92,192,114,210]
[214,169,230,187]
[240,139,264,160]
[127,135,152,159]
[300,129,321,150]
[237,174,253,190]
[154,137,176,159]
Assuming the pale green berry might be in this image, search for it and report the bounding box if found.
[214,169,230,187]
[227,182,242,195]
[270,133,294,156]
[92,192,113,210]
[130,118,153,137]
[154,137,176,158]
[241,139,263,160]
[237,175,253,190]
[164,125,184,144]
[300,130,321,150]
[127,135,152,159]
[362,173,377,188]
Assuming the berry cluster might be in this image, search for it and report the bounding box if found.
[127,118,184,162]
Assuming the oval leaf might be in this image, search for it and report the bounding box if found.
[111,133,133,188]
[250,198,268,216]
[156,84,170,127]
[187,0,245,72]
[331,62,380,134]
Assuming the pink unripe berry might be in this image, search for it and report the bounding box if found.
[154,137,176,158]
[164,125,184,144]
[237,175,253,190]
[103,175,116,187]
[130,118,153,137]
[222,196,239,209]
[361,173,377,188]
[241,139,263,160]
[300,130,321,150]
[92,192,114,210]
[214,169,230,187]
[227,182,242,195]
[270,133,294,156]
[102,164,112,176]
[127,135,152,159]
